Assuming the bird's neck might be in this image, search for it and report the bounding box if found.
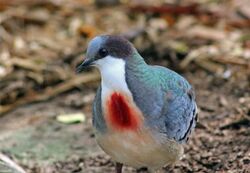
[125,51,148,77]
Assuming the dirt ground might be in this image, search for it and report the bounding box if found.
[0,0,250,173]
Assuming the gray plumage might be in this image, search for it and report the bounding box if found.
[92,86,107,132]
[92,41,197,143]
[125,52,197,143]
[77,35,198,172]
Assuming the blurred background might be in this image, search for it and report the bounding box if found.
[0,0,249,172]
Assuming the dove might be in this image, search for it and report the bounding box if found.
[77,35,197,173]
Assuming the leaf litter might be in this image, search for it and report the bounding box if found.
[0,0,249,172]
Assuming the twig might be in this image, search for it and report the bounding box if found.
[211,56,250,67]
[0,72,100,116]
[242,113,250,122]
[11,57,45,72]
[0,0,58,8]
[0,152,26,173]
[179,46,216,69]
[228,19,250,28]
[195,59,224,74]
[0,26,12,44]
[130,3,200,15]
[219,111,250,130]
[219,118,250,130]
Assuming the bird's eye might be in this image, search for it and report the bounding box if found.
[98,48,108,58]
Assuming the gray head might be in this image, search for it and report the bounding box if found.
[77,35,134,73]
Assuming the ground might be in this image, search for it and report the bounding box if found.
[0,0,250,173]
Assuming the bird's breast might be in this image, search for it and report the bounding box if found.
[95,130,183,169]
[103,92,143,131]
[99,92,183,169]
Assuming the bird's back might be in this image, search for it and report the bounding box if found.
[125,64,197,143]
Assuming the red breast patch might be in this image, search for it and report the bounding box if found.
[106,92,141,131]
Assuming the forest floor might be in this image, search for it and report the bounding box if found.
[0,0,249,172]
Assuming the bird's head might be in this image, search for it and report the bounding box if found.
[76,35,134,73]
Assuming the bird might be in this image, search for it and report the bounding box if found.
[77,35,198,173]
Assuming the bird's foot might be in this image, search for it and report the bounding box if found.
[115,162,123,173]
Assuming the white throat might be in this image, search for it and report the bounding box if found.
[95,56,131,96]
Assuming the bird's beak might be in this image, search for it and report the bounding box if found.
[76,58,94,73]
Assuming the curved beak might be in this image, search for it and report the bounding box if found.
[76,58,94,73]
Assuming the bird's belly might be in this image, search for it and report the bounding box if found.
[95,130,183,169]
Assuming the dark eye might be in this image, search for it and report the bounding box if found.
[98,48,108,57]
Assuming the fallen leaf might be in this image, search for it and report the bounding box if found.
[78,25,97,38]
[56,113,86,124]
